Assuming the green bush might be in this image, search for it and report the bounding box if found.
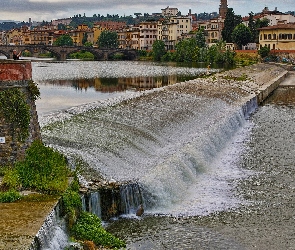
[69,51,94,60]
[15,140,70,193]
[0,88,30,141]
[1,168,21,190]
[0,190,21,203]
[71,212,126,249]
[61,189,82,216]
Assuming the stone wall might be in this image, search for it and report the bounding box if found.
[0,60,41,166]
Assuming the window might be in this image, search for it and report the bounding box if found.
[268,34,271,40]
[273,34,276,40]
[264,34,267,40]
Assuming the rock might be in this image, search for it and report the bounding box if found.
[136,204,144,216]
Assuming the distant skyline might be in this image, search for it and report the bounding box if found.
[0,0,294,23]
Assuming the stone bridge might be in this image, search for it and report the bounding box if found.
[0,45,138,61]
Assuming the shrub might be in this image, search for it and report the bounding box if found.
[15,140,70,193]
[71,212,126,249]
[0,190,21,203]
[1,168,21,190]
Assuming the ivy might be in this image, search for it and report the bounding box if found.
[27,80,41,101]
[0,88,30,141]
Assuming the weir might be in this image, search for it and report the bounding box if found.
[0,62,290,249]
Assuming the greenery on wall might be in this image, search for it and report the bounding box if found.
[0,88,30,142]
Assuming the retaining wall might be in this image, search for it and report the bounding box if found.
[0,60,41,166]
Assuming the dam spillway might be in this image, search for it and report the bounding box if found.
[40,63,288,217]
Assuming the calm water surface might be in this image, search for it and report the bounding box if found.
[32,61,211,115]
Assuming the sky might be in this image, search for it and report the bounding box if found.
[0,0,294,23]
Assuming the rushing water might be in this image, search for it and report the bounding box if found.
[34,61,295,249]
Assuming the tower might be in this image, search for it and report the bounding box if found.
[219,0,228,18]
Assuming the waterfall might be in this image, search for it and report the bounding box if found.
[41,90,259,217]
[120,182,145,215]
[82,191,102,218]
[30,204,70,250]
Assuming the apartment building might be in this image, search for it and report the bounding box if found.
[161,6,179,16]
[259,23,295,50]
[30,26,55,45]
[157,15,193,50]
[139,21,158,50]
[70,24,91,46]
[118,26,140,49]
[205,17,224,44]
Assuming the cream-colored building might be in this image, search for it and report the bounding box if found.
[259,24,295,50]
[139,21,158,50]
[161,6,179,17]
[206,17,224,44]
[157,15,192,50]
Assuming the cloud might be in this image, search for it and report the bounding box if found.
[0,0,294,22]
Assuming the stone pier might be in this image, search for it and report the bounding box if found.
[0,60,41,166]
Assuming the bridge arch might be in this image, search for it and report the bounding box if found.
[0,50,10,59]
[107,49,137,60]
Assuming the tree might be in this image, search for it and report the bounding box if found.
[53,34,73,46]
[231,24,252,49]
[97,30,118,49]
[195,27,206,48]
[221,8,242,43]
[258,45,270,58]
[82,33,88,45]
[248,12,256,43]
[174,38,198,62]
[152,40,166,61]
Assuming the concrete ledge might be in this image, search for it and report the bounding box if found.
[257,70,289,104]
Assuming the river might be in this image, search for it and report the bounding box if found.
[33,61,295,249]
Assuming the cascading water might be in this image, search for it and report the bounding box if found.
[30,204,70,250]
[41,79,258,218]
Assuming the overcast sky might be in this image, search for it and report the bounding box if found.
[0,0,294,22]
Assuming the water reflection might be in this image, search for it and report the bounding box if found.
[39,74,198,93]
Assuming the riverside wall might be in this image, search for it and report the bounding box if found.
[257,67,289,104]
[0,60,41,166]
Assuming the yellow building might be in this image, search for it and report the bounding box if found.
[259,24,295,50]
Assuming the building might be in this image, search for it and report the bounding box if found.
[94,21,126,31]
[205,17,224,44]
[258,23,295,50]
[30,26,55,45]
[70,24,91,46]
[118,26,140,49]
[219,0,228,18]
[161,6,179,17]
[51,18,72,27]
[139,21,158,50]
[157,15,192,50]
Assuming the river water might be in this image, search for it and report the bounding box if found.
[33,61,295,249]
